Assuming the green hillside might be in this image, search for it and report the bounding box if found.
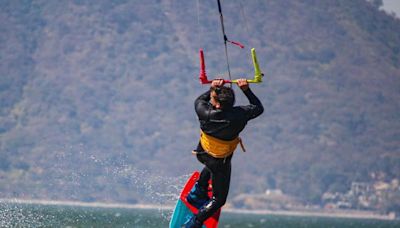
[0,0,399,212]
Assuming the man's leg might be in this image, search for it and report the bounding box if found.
[198,167,211,190]
[196,153,211,190]
[187,167,211,209]
[195,158,231,223]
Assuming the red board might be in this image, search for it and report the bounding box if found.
[179,171,220,228]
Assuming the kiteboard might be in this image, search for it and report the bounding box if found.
[169,171,220,228]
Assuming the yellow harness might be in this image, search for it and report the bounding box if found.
[196,130,246,158]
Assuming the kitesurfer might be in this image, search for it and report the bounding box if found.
[185,78,264,228]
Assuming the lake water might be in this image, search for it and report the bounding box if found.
[1,202,399,228]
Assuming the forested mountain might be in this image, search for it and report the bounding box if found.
[0,0,399,211]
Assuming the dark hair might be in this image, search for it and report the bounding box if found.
[211,86,235,110]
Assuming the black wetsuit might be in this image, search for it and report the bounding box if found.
[193,88,263,223]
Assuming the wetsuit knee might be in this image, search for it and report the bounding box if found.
[214,196,227,208]
[196,196,226,222]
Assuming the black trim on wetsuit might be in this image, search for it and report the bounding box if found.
[193,88,263,223]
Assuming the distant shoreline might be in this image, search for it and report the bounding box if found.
[224,207,396,221]
[0,198,396,221]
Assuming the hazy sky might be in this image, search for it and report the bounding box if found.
[382,0,400,17]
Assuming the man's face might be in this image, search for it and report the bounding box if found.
[210,90,221,109]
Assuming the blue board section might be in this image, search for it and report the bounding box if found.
[170,171,218,228]
[169,199,193,228]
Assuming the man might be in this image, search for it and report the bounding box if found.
[185,78,264,227]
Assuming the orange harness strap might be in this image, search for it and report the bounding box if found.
[196,130,245,158]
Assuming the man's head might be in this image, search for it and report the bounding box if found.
[210,86,235,110]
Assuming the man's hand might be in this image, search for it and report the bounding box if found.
[236,79,249,91]
[211,79,225,88]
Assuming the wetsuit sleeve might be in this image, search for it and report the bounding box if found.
[242,88,264,120]
[194,90,211,120]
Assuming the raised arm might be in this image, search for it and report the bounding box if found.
[194,90,211,121]
[194,79,225,120]
[237,79,264,120]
